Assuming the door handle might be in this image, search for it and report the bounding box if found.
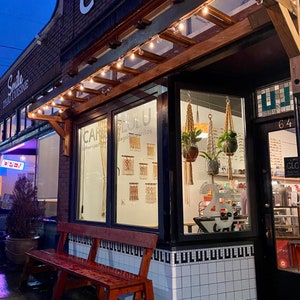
[265,203,270,208]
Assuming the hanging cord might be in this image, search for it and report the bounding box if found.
[224,96,234,133]
[206,114,216,183]
[206,114,214,157]
[185,101,194,133]
[224,97,234,180]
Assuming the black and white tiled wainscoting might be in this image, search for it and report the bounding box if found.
[68,237,256,300]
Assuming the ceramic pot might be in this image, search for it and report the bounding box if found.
[183,147,199,162]
[5,236,39,264]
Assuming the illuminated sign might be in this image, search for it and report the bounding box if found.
[3,70,29,109]
[1,159,25,170]
[80,0,94,14]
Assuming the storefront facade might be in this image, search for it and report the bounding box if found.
[1,0,300,299]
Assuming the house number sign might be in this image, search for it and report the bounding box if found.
[278,118,293,129]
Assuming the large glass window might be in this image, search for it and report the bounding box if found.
[5,117,11,139]
[11,113,16,136]
[77,119,107,222]
[115,100,158,228]
[180,90,249,234]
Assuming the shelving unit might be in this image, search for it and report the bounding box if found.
[274,206,300,239]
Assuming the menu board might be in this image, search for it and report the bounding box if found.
[284,157,300,178]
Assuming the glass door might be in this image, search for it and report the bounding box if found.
[256,117,300,299]
[269,128,300,272]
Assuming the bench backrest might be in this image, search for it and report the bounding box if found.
[56,222,158,277]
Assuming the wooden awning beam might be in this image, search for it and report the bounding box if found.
[110,64,142,75]
[196,5,236,29]
[91,76,120,86]
[74,86,102,95]
[159,30,196,48]
[28,112,71,156]
[264,0,300,57]
[72,16,255,116]
[134,49,166,63]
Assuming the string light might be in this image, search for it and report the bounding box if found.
[130,52,135,60]
[149,41,154,49]
[80,83,84,91]
[68,90,72,96]
[116,58,124,68]
[178,22,184,32]
[202,6,209,15]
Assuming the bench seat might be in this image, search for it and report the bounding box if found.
[27,249,148,289]
[22,222,158,300]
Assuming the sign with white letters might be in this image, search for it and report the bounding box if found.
[1,159,25,170]
[3,70,29,109]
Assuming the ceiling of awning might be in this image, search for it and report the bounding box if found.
[27,0,300,156]
[28,0,262,120]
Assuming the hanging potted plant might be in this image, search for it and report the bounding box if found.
[181,128,202,162]
[217,130,238,156]
[200,149,222,175]
[200,114,221,176]
[218,97,238,180]
[5,176,45,264]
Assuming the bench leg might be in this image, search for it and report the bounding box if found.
[20,256,33,289]
[52,270,67,300]
[96,285,105,299]
[143,280,154,300]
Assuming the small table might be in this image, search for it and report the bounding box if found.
[184,222,196,233]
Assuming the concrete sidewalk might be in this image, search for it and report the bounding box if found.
[0,256,98,300]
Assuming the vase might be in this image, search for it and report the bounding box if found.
[5,236,39,264]
[207,160,220,175]
[183,147,199,162]
[222,140,238,156]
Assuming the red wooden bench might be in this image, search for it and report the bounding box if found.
[21,222,158,300]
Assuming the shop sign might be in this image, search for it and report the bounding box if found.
[284,157,300,178]
[80,0,94,14]
[1,159,25,170]
[3,70,29,109]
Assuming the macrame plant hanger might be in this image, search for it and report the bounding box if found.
[184,98,195,186]
[206,113,215,183]
[224,97,234,180]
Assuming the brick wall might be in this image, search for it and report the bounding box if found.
[0,0,140,117]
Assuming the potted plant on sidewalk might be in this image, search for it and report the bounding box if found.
[5,176,45,264]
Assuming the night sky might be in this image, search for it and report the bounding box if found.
[0,1,57,78]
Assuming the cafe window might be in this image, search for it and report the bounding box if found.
[11,113,17,136]
[77,118,107,222]
[180,90,250,234]
[0,122,3,142]
[5,117,11,139]
[115,100,158,228]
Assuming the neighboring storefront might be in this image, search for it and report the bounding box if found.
[1,0,300,299]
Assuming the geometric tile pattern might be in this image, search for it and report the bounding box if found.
[69,237,257,300]
[257,80,293,117]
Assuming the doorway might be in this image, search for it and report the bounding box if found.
[256,116,300,299]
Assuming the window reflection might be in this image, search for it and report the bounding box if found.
[77,119,107,222]
[180,90,249,234]
[115,100,158,228]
